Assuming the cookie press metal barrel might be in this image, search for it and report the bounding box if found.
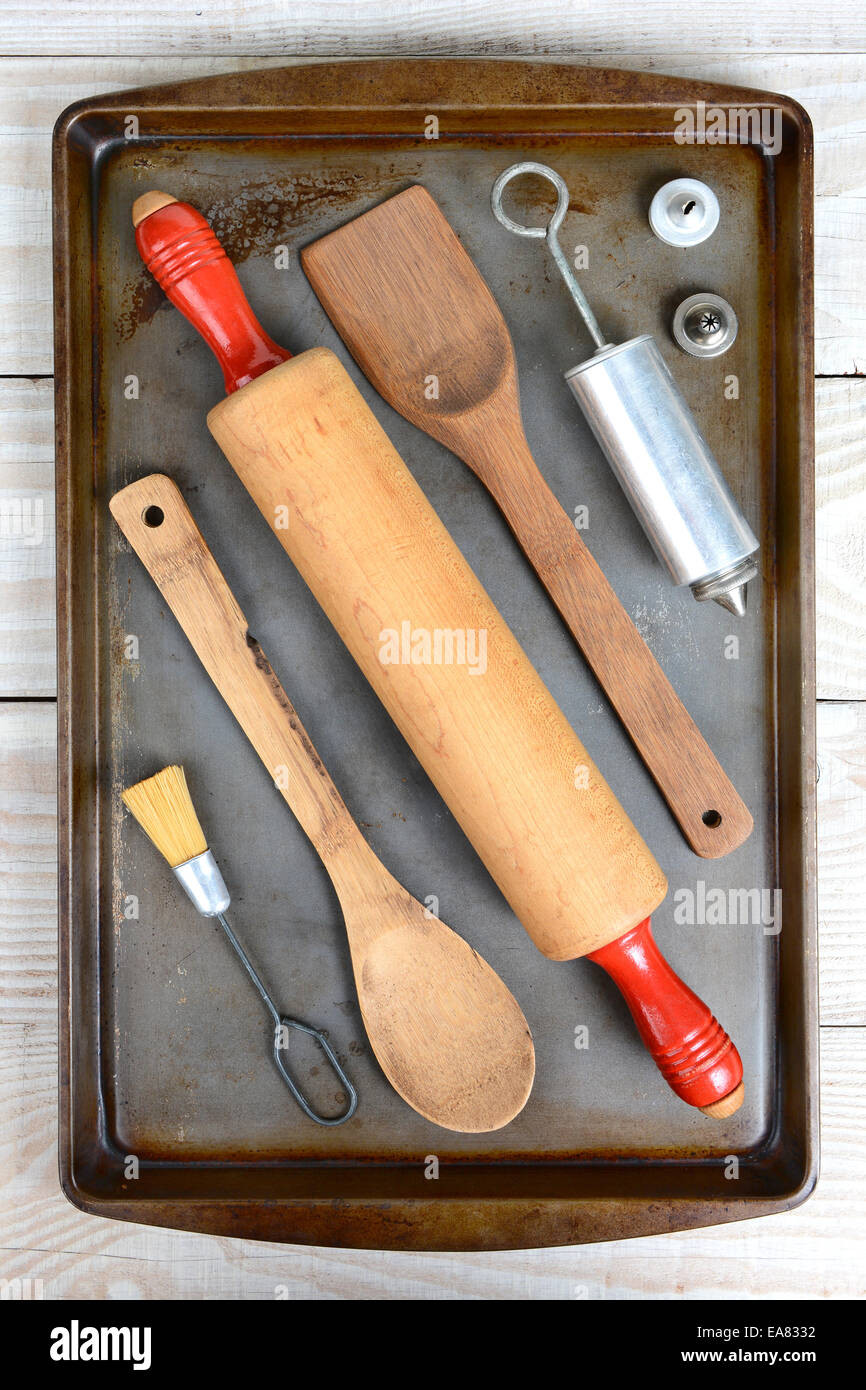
[564,335,759,613]
[491,162,760,617]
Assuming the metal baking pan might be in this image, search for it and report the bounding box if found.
[53,60,817,1250]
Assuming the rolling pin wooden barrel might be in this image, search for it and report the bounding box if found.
[132,192,744,1115]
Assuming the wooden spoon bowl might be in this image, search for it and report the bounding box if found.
[350,888,535,1131]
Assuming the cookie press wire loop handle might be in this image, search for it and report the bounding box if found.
[215,911,358,1127]
[490,161,609,351]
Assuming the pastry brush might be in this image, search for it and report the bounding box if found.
[122,764,357,1126]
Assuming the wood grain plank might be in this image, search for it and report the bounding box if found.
[817,703,866,1025]
[816,379,866,699]
[0,705,56,1026]
[815,199,866,377]
[0,379,55,697]
[0,54,862,375]
[1,1,865,58]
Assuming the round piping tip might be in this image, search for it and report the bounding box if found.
[712,584,748,618]
[673,292,738,359]
[649,177,720,247]
[691,555,759,617]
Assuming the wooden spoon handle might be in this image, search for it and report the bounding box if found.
[588,920,743,1114]
[468,425,754,859]
[109,473,363,866]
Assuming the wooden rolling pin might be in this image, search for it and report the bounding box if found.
[131,192,744,1114]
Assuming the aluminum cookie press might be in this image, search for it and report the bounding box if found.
[490,162,761,618]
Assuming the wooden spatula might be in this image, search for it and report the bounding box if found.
[302,186,753,861]
[110,473,536,1134]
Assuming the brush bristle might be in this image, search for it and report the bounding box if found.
[122,765,208,868]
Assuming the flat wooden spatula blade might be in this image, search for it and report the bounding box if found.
[302,184,515,438]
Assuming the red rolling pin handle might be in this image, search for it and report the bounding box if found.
[588,920,743,1112]
[132,191,744,1118]
[133,193,290,394]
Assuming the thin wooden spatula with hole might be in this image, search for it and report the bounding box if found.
[302,185,753,861]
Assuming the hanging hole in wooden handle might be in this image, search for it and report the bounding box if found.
[142,505,165,528]
[702,809,722,828]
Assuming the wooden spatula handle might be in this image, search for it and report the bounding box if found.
[133,195,291,394]
[465,417,754,860]
[109,473,364,870]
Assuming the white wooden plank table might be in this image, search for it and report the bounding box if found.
[1,3,864,1299]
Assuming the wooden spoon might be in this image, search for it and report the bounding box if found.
[302,186,753,861]
[110,473,535,1133]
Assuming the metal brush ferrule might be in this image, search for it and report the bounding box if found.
[173,850,230,917]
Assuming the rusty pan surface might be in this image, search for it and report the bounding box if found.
[53,60,817,1250]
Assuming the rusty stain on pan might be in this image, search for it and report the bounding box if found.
[117,161,424,340]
